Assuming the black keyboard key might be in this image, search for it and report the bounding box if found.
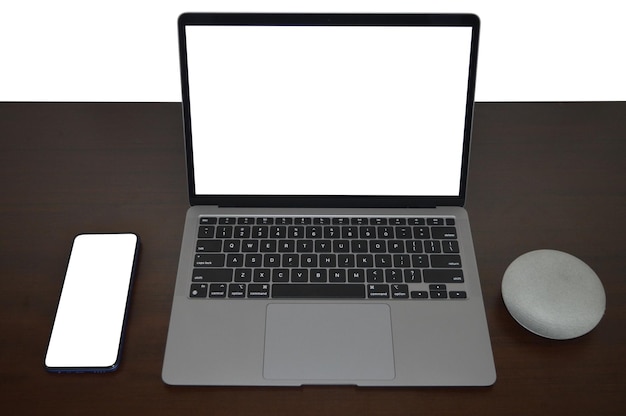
[282,254,299,267]
[424,240,442,253]
[278,240,296,252]
[431,227,458,239]
[272,284,365,299]
[337,254,354,267]
[319,254,336,267]
[388,241,405,253]
[194,254,225,267]
[291,269,309,282]
[449,291,467,299]
[342,226,358,238]
[226,254,244,267]
[315,240,331,253]
[260,240,277,252]
[198,226,215,238]
[395,227,412,239]
[368,284,390,299]
[423,269,464,283]
[248,284,270,298]
[406,240,423,253]
[301,254,318,267]
[324,226,341,238]
[411,290,429,299]
[229,283,247,298]
[359,226,376,238]
[351,240,368,252]
[333,240,350,252]
[385,269,403,283]
[370,240,386,253]
[288,226,305,238]
[393,254,411,268]
[404,269,422,283]
[252,226,269,238]
[270,226,286,238]
[208,283,227,298]
[442,240,460,253]
[200,217,217,225]
[329,269,346,282]
[357,254,374,268]
[245,254,263,267]
[234,268,252,282]
[253,269,270,282]
[263,254,280,267]
[192,268,233,283]
[411,254,429,267]
[310,269,328,282]
[427,218,444,226]
[413,226,430,238]
[272,269,289,282]
[234,226,251,238]
[374,254,392,267]
[306,226,323,238]
[296,240,314,253]
[196,240,221,252]
[430,290,448,299]
[367,269,384,283]
[430,255,462,268]
[216,226,233,238]
[391,284,409,299]
[241,240,258,252]
[347,269,365,282]
[190,283,208,298]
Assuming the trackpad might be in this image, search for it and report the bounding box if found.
[263,303,395,381]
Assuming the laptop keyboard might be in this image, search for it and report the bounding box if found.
[189,216,467,300]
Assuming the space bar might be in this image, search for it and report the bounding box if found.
[272,284,366,299]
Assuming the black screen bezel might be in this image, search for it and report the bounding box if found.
[178,13,480,208]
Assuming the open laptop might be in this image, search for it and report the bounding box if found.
[162,12,496,386]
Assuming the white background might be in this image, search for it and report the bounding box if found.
[1,0,625,102]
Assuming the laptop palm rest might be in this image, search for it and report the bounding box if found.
[263,303,395,382]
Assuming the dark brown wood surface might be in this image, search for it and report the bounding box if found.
[1,102,624,415]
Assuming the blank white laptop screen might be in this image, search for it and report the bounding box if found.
[185,25,473,197]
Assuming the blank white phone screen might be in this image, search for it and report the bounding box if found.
[45,233,138,370]
[185,25,473,196]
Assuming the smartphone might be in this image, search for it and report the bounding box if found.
[44,233,140,373]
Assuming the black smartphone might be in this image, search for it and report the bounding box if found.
[44,233,140,373]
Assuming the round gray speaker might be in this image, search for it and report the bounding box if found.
[501,249,605,340]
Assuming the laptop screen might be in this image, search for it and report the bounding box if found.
[180,14,479,206]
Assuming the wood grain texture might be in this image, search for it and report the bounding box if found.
[1,102,624,415]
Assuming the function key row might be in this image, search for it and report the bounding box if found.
[200,216,455,226]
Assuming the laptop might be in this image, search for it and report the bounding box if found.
[162,12,496,386]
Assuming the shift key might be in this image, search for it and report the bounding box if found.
[192,268,233,282]
[423,269,464,283]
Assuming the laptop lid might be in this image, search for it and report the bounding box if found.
[178,13,480,209]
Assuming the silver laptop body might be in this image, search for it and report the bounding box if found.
[163,12,496,386]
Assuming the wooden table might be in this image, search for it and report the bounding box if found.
[1,102,624,415]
